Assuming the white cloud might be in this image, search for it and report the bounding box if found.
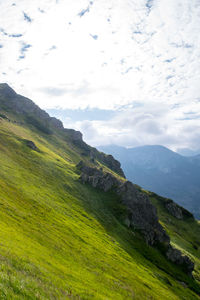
[0,0,200,149]
[65,102,200,151]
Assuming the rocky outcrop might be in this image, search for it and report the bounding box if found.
[0,83,17,99]
[64,128,83,142]
[116,181,170,246]
[97,152,125,178]
[0,83,63,131]
[49,117,64,129]
[0,84,48,119]
[77,161,169,246]
[24,140,38,151]
[149,192,194,220]
[166,245,194,275]
[69,137,125,177]
[165,200,183,219]
[77,161,194,275]
[0,84,125,177]
[0,113,9,120]
[78,161,119,192]
[79,149,125,177]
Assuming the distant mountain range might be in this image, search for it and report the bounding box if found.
[177,148,200,157]
[98,145,200,219]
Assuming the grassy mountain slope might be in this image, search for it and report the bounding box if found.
[150,192,200,284]
[0,88,200,299]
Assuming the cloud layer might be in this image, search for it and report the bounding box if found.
[0,0,200,150]
[56,102,200,151]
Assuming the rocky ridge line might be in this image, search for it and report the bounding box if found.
[149,192,194,220]
[0,83,125,177]
[77,161,194,275]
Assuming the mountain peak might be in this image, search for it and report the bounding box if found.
[128,145,176,154]
[0,84,125,177]
[0,83,17,98]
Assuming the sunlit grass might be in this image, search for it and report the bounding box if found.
[0,118,200,299]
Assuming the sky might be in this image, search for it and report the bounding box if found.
[0,0,200,151]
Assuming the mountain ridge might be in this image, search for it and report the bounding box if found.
[0,84,200,299]
[0,83,125,178]
[99,144,200,218]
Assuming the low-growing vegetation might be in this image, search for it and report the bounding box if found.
[0,113,200,299]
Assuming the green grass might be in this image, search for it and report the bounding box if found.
[0,117,200,299]
[150,193,200,282]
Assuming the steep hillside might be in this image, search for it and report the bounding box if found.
[0,84,200,299]
[149,192,200,289]
[99,145,200,219]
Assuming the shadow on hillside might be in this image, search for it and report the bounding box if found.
[76,181,200,297]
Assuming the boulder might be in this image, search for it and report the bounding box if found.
[64,128,83,142]
[24,140,38,151]
[166,245,194,275]
[0,113,9,120]
[165,200,183,219]
[97,152,125,178]
[77,161,119,192]
[116,181,170,246]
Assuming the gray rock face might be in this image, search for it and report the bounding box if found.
[77,161,169,246]
[49,117,64,129]
[0,113,9,120]
[98,153,125,178]
[0,83,63,130]
[166,245,194,275]
[77,161,194,275]
[84,150,125,178]
[150,192,194,220]
[0,83,17,99]
[165,200,183,219]
[116,181,170,246]
[64,128,83,142]
[0,84,125,177]
[78,162,119,192]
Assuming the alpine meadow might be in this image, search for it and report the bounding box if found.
[0,83,200,299]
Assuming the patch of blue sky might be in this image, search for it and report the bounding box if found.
[18,43,32,60]
[78,7,90,17]
[0,28,8,36]
[49,45,57,50]
[23,12,32,23]
[170,42,193,48]
[146,0,154,13]
[164,58,176,63]
[21,43,32,53]
[166,75,174,80]
[38,8,45,13]
[10,33,23,38]
[0,28,23,38]
[46,108,116,122]
[90,34,98,40]
[146,0,153,9]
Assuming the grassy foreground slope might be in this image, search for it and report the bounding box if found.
[0,107,200,298]
[150,193,200,284]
